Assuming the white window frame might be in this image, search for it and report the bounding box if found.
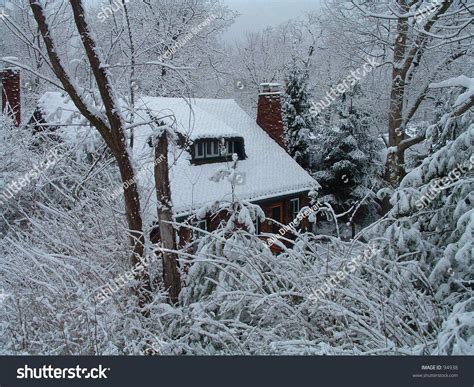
[207,140,220,157]
[195,142,205,159]
[226,140,235,155]
[194,139,242,160]
[290,198,300,219]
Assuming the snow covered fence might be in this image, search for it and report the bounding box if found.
[415,154,474,210]
[158,14,218,63]
[0,148,60,207]
[265,202,324,248]
[308,242,380,303]
[97,0,132,23]
[309,57,380,117]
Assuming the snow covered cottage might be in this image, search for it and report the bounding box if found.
[2,69,317,244]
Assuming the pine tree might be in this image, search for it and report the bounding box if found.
[369,79,473,354]
[312,88,384,224]
[282,59,314,169]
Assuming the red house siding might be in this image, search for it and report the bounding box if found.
[1,68,21,126]
[174,192,311,254]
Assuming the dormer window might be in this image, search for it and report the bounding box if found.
[195,142,206,159]
[206,140,220,157]
[192,137,246,164]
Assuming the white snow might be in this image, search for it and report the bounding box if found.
[430,75,474,107]
[36,92,318,223]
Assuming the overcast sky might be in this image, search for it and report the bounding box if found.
[222,0,323,42]
[85,0,323,42]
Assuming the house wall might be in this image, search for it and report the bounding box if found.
[173,192,311,253]
[1,68,21,126]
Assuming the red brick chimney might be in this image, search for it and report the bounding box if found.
[256,83,286,148]
[1,68,21,126]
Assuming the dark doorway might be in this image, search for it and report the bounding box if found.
[270,205,282,234]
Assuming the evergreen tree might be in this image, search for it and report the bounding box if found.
[367,78,473,354]
[311,87,384,223]
[282,59,314,169]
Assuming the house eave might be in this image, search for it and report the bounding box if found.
[174,186,313,222]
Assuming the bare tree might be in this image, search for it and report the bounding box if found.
[346,0,473,189]
[27,0,155,307]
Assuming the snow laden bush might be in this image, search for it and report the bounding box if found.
[171,155,440,354]
[176,221,440,354]
[434,297,473,355]
[0,119,166,355]
[181,153,266,303]
[370,81,473,355]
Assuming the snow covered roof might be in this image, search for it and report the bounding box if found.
[36,92,318,222]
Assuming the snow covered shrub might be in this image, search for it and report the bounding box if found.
[176,225,439,354]
[0,115,60,225]
[167,143,441,355]
[374,123,472,307]
[181,196,266,302]
[0,119,164,355]
[367,83,473,354]
[176,157,441,352]
[434,297,474,355]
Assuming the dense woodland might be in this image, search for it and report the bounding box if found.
[0,0,473,355]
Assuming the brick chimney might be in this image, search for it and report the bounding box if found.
[1,68,21,126]
[256,83,285,148]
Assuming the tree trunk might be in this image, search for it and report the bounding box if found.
[386,0,409,187]
[382,0,409,214]
[384,0,455,204]
[154,132,181,304]
[30,0,152,311]
[115,148,152,308]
